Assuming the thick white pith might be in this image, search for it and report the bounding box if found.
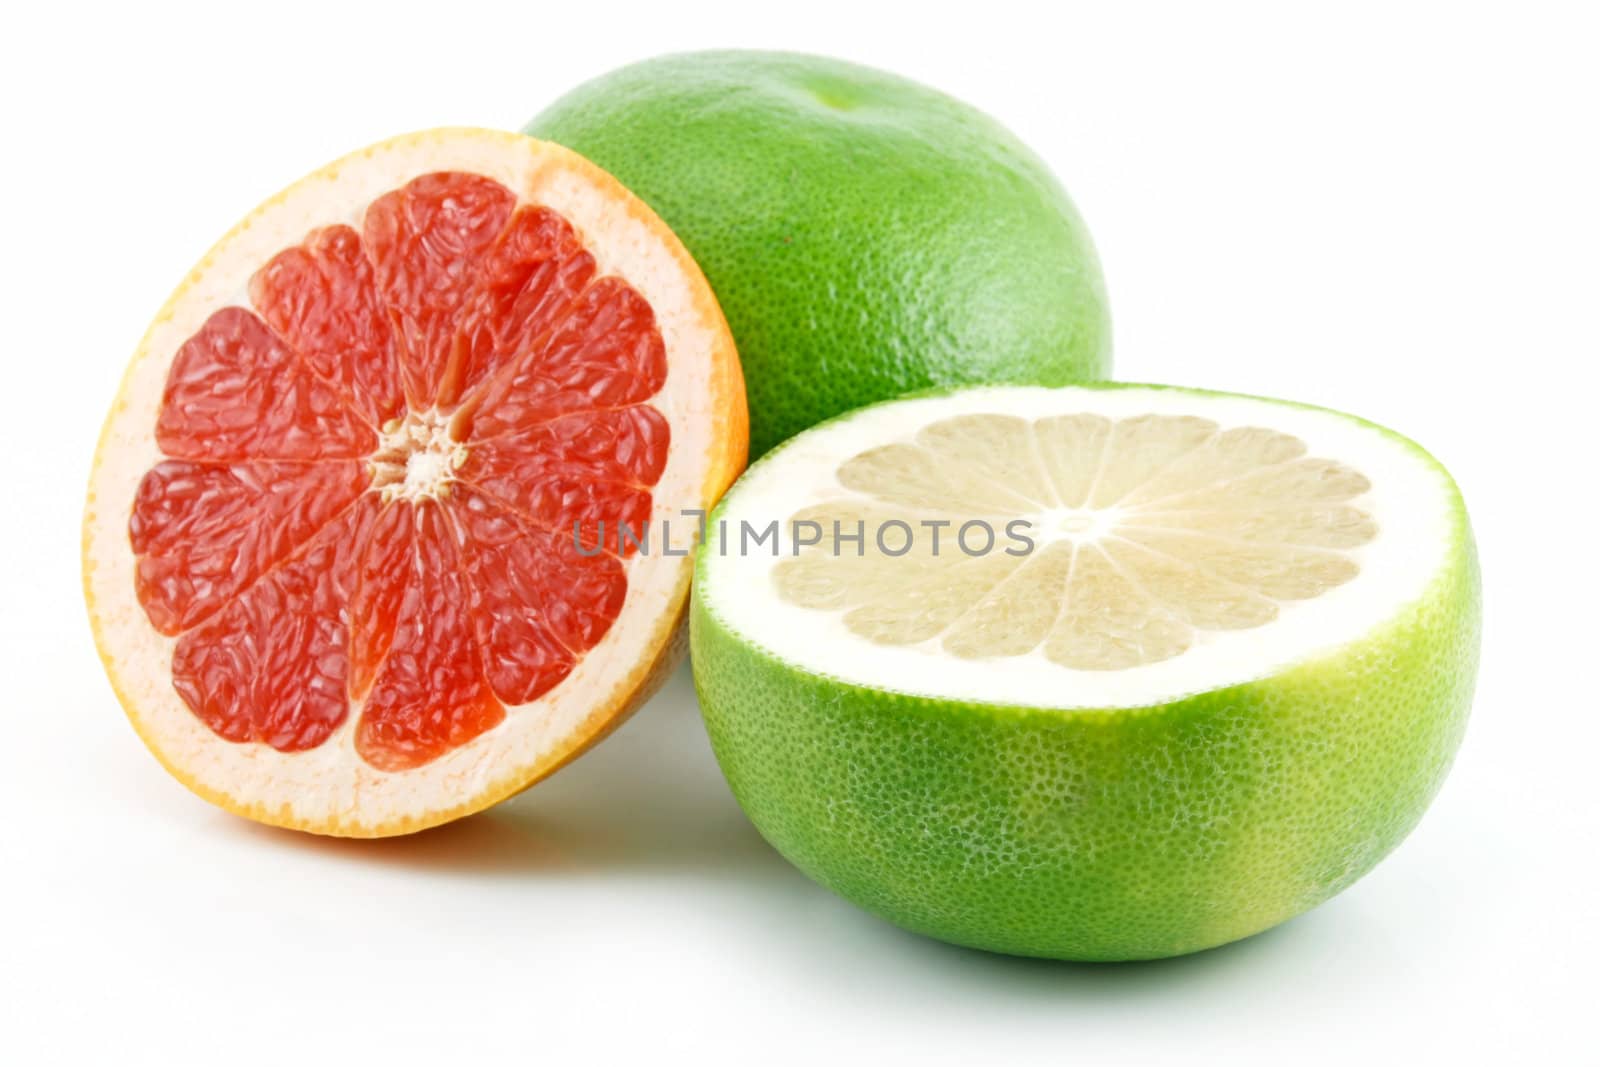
[84,131,729,829]
[702,386,1457,708]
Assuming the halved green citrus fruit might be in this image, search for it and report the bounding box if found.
[527,50,1111,457]
[691,383,1478,960]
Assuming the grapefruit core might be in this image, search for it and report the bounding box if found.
[84,129,747,837]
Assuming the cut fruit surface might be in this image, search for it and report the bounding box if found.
[773,410,1375,673]
[692,384,1478,960]
[707,386,1454,708]
[85,129,746,836]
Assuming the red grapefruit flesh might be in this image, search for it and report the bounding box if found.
[84,130,747,835]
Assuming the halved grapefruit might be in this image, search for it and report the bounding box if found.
[693,384,1478,960]
[84,129,747,837]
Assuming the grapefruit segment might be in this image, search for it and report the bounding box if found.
[364,172,517,408]
[453,205,598,400]
[171,497,375,752]
[452,488,623,701]
[85,129,747,835]
[356,502,507,773]
[473,405,673,486]
[249,224,404,426]
[460,407,667,553]
[462,276,668,440]
[157,307,375,461]
[130,459,367,635]
[349,498,414,704]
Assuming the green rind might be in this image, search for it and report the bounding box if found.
[526,50,1111,457]
[690,385,1480,961]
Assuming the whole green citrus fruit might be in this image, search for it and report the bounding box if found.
[527,51,1111,456]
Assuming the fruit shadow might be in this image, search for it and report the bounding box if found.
[237,664,1330,989]
[835,905,1324,1000]
[239,662,793,882]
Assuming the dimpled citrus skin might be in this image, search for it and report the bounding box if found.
[526,51,1111,457]
[690,410,1480,961]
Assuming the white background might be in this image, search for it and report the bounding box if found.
[4,2,1597,1063]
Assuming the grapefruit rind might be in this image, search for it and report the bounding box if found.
[84,129,746,837]
[691,383,1478,960]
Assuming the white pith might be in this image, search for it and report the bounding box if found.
[702,386,1457,708]
[371,408,468,502]
[84,130,727,828]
